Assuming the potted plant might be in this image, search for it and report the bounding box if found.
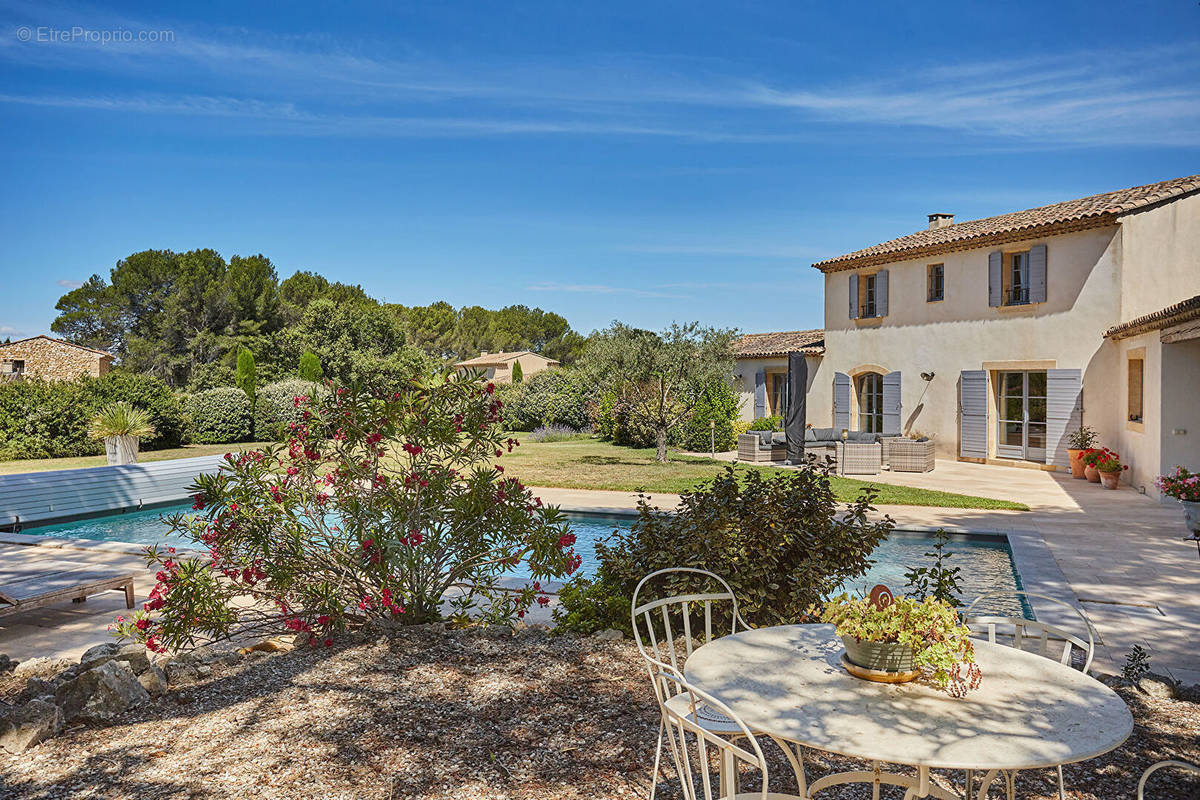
[817,589,982,696]
[1156,467,1200,534]
[89,402,156,466]
[1081,448,1103,483]
[1066,425,1098,479]
[1092,448,1127,489]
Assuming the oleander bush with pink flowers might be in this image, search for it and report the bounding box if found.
[114,370,582,653]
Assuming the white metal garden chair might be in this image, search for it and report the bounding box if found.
[1137,760,1200,799]
[655,669,804,800]
[962,591,1097,800]
[632,568,805,799]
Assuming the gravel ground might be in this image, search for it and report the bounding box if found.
[1,629,1197,800]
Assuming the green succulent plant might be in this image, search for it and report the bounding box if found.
[88,401,156,440]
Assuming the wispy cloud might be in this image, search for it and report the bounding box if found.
[0,325,22,337]
[526,282,686,299]
[55,278,84,288]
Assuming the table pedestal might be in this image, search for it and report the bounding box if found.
[808,762,959,800]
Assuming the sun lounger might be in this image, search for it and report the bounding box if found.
[0,560,135,617]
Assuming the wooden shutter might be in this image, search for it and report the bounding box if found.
[848,274,859,320]
[1046,369,1082,467]
[876,269,889,317]
[988,251,1003,307]
[1029,244,1047,303]
[833,372,850,430]
[959,370,988,458]
[882,371,902,435]
[754,370,767,418]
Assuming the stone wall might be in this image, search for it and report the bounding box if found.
[0,337,111,381]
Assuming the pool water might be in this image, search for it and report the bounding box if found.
[22,506,1025,613]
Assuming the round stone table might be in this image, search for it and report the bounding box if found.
[684,624,1133,799]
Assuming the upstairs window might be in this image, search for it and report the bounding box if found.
[1007,251,1031,305]
[10,360,24,374]
[862,274,877,318]
[927,264,944,302]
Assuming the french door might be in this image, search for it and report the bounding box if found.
[997,371,1047,462]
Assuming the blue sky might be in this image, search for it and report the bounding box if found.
[1,1,1198,341]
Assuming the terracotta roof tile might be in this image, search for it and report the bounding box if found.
[734,330,824,358]
[0,335,113,358]
[1104,295,1200,340]
[814,174,1200,272]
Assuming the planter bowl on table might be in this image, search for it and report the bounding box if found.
[841,636,919,683]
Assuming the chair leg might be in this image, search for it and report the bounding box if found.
[1056,765,1066,800]
[649,718,664,800]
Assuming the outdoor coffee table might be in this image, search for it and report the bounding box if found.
[684,624,1133,799]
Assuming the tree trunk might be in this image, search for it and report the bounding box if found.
[655,427,668,463]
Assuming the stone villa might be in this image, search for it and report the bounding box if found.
[0,336,114,381]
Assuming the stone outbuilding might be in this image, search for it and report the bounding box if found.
[452,350,560,385]
[0,336,114,381]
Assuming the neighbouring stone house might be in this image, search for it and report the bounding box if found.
[0,336,114,381]
[452,350,560,385]
[801,173,1200,497]
[732,330,824,422]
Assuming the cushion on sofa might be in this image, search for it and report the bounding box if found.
[849,431,879,443]
[809,427,839,442]
[757,430,774,447]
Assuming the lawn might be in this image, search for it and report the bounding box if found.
[503,437,1029,510]
[0,442,271,476]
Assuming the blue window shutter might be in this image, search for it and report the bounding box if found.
[754,369,766,418]
[876,269,889,317]
[1046,369,1082,467]
[1029,244,1047,303]
[833,372,850,430]
[959,370,988,458]
[988,251,1003,307]
[882,371,902,435]
[848,274,859,319]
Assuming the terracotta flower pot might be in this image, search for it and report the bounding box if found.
[1099,470,1120,489]
[1068,449,1087,479]
[1084,463,1100,483]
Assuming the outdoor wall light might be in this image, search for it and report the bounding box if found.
[920,372,935,381]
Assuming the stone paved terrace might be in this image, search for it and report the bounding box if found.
[1,459,1196,686]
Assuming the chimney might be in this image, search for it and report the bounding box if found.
[928,213,954,230]
[480,350,489,356]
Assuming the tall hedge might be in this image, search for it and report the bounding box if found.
[80,372,187,449]
[186,387,252,444]
[668,379,739,452]
[254,379,327,441]
[500,370,591,432]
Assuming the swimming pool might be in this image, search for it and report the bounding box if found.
[21,505,1026,612]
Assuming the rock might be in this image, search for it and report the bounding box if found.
[55,660,151,723]
[12,657,73,680]
[17,677,57,704]
[0,700,63,754]
[1138,673,1178,699]
[481,626,512,639]
[238,638,294,655]
[164,661,199,688]
[137,664,168,697]
[0,654,16,674]
[114,644,153,675]
[593,628,625,641]
[79,642,122,671]
[195,664,212,678]
[1176,683,1200,704]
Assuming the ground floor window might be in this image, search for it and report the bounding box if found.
[769,372,788,416]
[856,372,883,433]
[1128,353,1144,423]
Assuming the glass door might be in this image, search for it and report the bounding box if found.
[997,371,1047,462]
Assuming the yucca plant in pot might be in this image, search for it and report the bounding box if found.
[817,589,982,697]
[89,402,156,465]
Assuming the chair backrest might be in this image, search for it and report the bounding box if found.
[963,591,1095,674]
[1138,760,1200,799]
[655,670,769,800]
[631,567,748,697]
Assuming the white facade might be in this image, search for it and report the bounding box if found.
[807,185,1200,497]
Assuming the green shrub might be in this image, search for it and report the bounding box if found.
[254,379,328,441]
[510,360,524,384]
[298,351,323,382]
[186,387,252,444]
[81,372,186,449]
[0,378,95,459]
[235,346,257,404]
[668,379,739,452]
[501,370,590,432]
[554,464,893,634]
[746,415,782,431]
[589,391,657,448]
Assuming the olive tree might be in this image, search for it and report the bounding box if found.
[584,322,736,462]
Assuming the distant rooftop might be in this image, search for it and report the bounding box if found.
[733,329,824,358]
[814,174,1200,272]
[0,335,113,358]
[453,350,559,368]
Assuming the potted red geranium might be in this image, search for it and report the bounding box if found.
[1092,448,1127,490]
[1080,448,1103,483]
